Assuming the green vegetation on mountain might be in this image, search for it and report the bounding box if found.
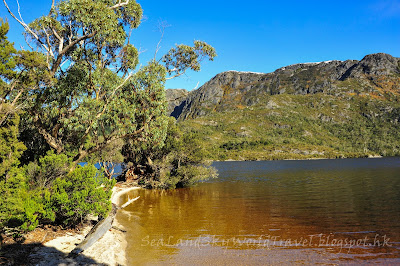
[179,93,400,160]
[170,53,400,161]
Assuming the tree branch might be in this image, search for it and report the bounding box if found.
[51,26,64,54]
[120,196,140,209]
[51,31,96,74]
[73,118,150,167]
[76,71,132,154]
[3,0,52,56]
[109,0,129,10]
[166,70,187,80]
[41,25,55,58]
[153,20,169,60]
[50,0,55,13]
[34,117,64,153]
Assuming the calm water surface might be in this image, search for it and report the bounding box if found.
[119,157,400,265]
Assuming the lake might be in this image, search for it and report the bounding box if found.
[118,157,400,264]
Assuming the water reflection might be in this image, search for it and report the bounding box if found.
[119,157,400,264]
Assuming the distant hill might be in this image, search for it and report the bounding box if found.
[166,53,400,160]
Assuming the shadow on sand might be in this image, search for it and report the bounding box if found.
[0,242,106,265]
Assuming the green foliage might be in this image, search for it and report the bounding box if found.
[48,165,114,227]
[163,40,217,76]
[220,139,272,151]
[180,93,400,161]
[121,62,169,166]
[0,19,16,86]
[137,117,218,189]
[1,153,114,237]
[173,165,218,188]
[0,168,43,236]
[18,120,51,164]
[0,19,15,98]
[26,150,71,188]
[0,0,216,241]
[1,0,216,171]
[92,139,125,179]
[0,112,26,178]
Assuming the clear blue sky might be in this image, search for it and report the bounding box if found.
[1,0,400,90]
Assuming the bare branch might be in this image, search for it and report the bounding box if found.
[22,34,34,51]
[109,0,129,10]
[3,0,26,28]
[51,26,64,54]
[11,88,24,106]
[154,20,170,60]
[120,196,140,209]
[192,81,200,90]
[50,0,55,12]
[3,0,52,56]
[0,87,23,125]
[16,0,25,25]
[34,117,64,153]
[42,25,55,58]
[68,20,73,44]
[166,70,187,80]
[51,31,96,74]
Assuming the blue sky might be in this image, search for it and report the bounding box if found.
[1,0,400,90]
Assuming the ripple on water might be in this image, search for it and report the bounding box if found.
[120,158,400,264]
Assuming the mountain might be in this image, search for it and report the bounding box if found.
[165,88,189,115]
[170,53,400,120]
[166,53,400,161]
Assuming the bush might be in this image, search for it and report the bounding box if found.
[153,120,218,189]
[0,168,44,238]
[174,165,218,188]
[48,165,114,227]
[26,150,71,188]
[0,112,26,178]
[1,163,115,239]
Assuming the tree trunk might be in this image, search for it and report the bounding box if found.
[68,187,140,257]
[69,204,118,256]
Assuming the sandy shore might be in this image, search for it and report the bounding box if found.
[30,186,140,265]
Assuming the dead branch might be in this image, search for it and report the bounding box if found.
[120,195,140,209]
[3,0,53,56]
[109,0,129,10]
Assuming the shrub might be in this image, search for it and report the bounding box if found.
[49,165,114,227]
[0,112,26,178]
[174,165,218,188]
[26,150,71,188]
[128,118,219,189]
[0,168,43,238]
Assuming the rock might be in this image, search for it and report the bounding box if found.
[266,100,279,109]
[167,53,400,120]
[165,88,189,117]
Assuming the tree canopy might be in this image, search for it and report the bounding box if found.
[2,0,216,169]
[0,0,217,240]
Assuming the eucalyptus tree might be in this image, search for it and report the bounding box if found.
[2,0,216,169]
[0,20,27,179]
[0,19,17,125]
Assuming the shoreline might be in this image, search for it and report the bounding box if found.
[217,155,385,162]
[29,185,141,265]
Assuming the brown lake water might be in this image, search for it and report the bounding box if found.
[118,157,400,265]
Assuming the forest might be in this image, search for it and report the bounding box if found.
[0,0,217,241]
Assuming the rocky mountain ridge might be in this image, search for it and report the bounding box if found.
[168,53,400,120]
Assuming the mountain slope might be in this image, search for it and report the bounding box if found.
[167,53,400,160]
[171,53,400,120]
